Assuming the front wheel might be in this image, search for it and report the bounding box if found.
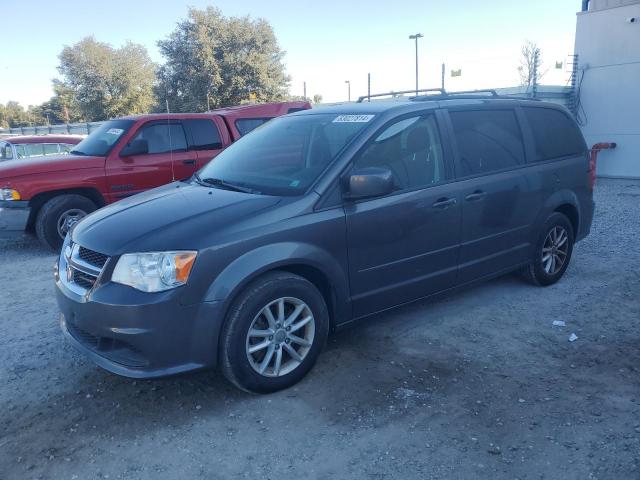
[220,271,329,394]
[35,194,96,251]
[521,212,575,286]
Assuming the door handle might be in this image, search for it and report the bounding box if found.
[182,159,197,166]
[465,191,486,202]
[432,197,457,209]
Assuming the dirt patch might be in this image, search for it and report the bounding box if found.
[1,179,639,479]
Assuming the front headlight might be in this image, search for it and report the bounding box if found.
[111,251,197,292]
[0,188,20,200]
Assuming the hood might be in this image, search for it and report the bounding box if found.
[0,154,104,179]
[72,181,282,255]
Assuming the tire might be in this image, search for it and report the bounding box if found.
[220,271,329,394]
[35,194,97,251]
[521,212,575,286]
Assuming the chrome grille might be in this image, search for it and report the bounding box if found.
[72,269,97,290]
[78,247,109,269]
[62,243,110,294]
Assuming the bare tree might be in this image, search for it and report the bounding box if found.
[312,94,323,104]
[518,40,545,87]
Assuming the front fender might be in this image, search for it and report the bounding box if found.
[203,241,350,324]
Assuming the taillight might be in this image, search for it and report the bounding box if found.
[588,143,617,191]
[588,151,597,190]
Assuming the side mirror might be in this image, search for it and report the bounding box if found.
[344,167,394,200]
[120,139,148,157]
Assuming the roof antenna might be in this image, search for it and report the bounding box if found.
[166,85,175,182]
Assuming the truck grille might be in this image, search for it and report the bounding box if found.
[62,243,110,293]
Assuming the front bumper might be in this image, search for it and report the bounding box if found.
[0,200,30,234]
[55,264,224,379]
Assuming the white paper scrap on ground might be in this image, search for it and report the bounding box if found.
[569,333,578,342]
[552,320,566,327]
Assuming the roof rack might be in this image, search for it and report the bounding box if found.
[357,88,445,103]
[357,88,541,103]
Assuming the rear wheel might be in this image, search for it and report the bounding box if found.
[35,194,96,251]
[220,271,329,394]
[521,212,574,286]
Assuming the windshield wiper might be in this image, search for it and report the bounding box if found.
[194,174,260,194]
[69,150,88,156]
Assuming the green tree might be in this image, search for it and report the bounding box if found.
[34,80,83,124]
[0,101,31,128]
[58,37,156,120]
[156,7,290,112]
[312,94,323,104]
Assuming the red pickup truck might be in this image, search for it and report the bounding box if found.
[0,101,310,249]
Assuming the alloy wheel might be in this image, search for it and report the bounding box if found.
[245,297,315,377]
[541,225,569,275]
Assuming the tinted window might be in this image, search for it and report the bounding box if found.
[236,118,269,136]
[523,107,586,161]
[198,113,371,196]
[60,143,74,153]
[355,114,445,190]
[132,123,187,154]
[71,120,134,156]
[450,109,525,176]
[183,119,222,150]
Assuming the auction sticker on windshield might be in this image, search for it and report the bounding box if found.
[332,115,375,123]
[106,128,124,135]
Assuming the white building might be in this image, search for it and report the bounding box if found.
[574,0,640,178]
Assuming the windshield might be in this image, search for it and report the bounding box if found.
[198,113,373,196]
[71,119,134,156]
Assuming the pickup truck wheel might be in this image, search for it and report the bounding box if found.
[220,271,329,394]
[521,212,574,286]
[35,195,96,250]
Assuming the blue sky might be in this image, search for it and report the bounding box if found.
[0,0,581,105]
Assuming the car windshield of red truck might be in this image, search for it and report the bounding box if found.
[70,120,134,157]
[197,113,373,196]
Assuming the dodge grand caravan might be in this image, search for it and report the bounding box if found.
[55,91,594,393]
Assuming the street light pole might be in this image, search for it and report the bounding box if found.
[345,80,351,102]
[409,33,424,95]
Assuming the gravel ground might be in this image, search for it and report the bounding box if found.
[0,179,639,480]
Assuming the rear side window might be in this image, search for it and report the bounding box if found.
[183,119,222,150]
[450,109,525,177]
[523,107,586,161]
[236,118,270,136]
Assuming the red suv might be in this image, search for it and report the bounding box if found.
[0,101,310,249]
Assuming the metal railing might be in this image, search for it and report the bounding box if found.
[2,121,104,136]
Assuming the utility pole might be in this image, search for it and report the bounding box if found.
[441,63,445,91]
[303,81,307,100]
[409,33,424,95]
[345,80,351,102]
[367,73,371,101]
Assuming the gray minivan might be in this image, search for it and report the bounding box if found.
[55,91,594,393]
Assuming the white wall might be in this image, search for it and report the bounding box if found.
[575,1,640,177]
